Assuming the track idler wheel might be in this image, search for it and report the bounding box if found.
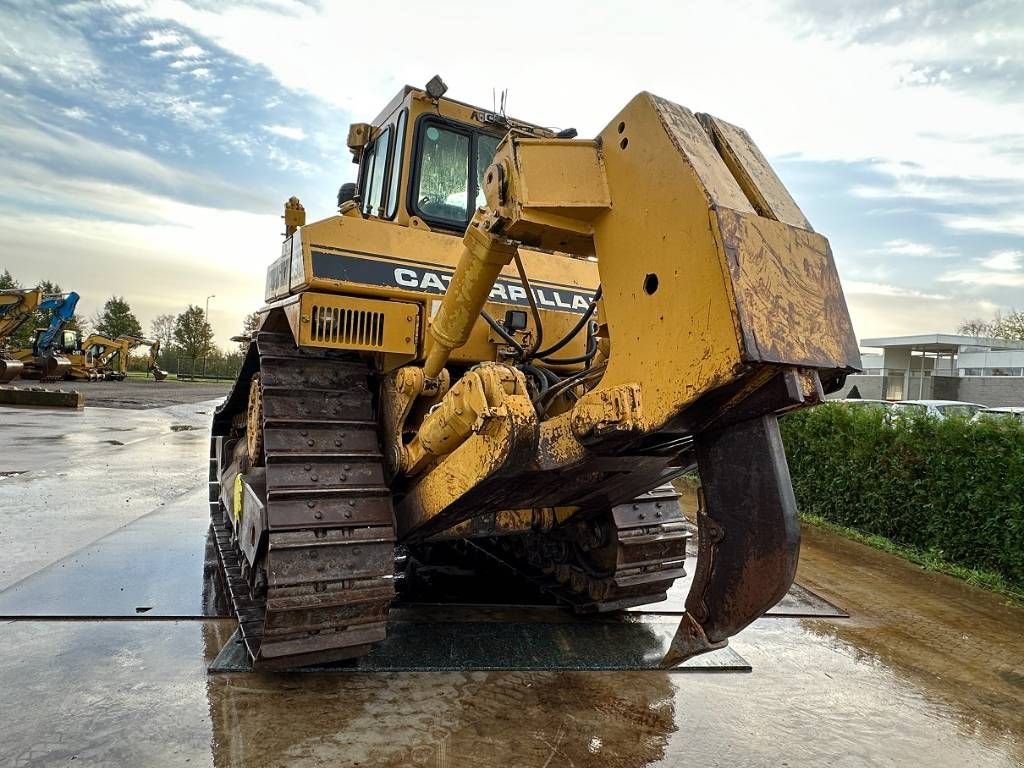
[663,414,800,666]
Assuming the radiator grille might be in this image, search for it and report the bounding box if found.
[309,304,385,348]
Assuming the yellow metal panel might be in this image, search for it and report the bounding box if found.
[296,215,597,366]
[698,115,813,231]
[300,215,599,300]
[513,139,611,215]
[294,292,419,355]
[590,93,746,431]
[647,94,755,215]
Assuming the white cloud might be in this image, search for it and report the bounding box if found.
[178,44,205,58]
[844,281,947,300]
[262,123,306,141]
[0,5,99,86]
[61,106,90,121]
[139,29,184,48]
[0,111,268,212]
[941,212,1024,237]
[937,270,1024,288]
[980,250,1023,272]
[879,239,949,257]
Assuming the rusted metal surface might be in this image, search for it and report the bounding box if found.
[714,208,861,371]
[663,414,799,665]
[209,332,397,668]
[697,112,813,230]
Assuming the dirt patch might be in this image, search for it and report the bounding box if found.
[170,424,196,432]
[27,379,231,409]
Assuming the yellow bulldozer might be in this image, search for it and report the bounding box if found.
[210,77,859,669]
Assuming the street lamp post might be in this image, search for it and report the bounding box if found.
[203,294,215,378]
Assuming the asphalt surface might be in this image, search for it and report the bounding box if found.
[24,377,232,409]
[0,400,1021,767]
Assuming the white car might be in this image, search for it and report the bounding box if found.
[893,400,985,420]
[974,406,1024,424]
[835,398,894,414]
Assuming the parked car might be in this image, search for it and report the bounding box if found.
[974,406,1024,424]
[835,398,894,414]
[893,400,985,420]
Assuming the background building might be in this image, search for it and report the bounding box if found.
[834,334,1024,406]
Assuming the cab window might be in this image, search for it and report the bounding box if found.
[411,118,503,230]
[385,111,407,219]
[361,126,392,217]
[415,124,470,223]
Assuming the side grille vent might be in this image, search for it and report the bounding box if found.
[309,304,385,348]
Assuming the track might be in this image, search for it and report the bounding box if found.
[448,486,690,612]
[209,332,396,668]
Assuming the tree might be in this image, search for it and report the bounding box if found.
[94,296,142,339]
[956,318,994,337]
[0,269,19,289]
[174,305,214,370]
[150,313,176,350]
[992,310,1024,341]
[957,309,1024,342]
[239,311,261,353]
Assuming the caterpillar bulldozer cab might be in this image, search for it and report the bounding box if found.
[211,77,860,669]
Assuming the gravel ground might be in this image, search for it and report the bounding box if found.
[26,377,232,409]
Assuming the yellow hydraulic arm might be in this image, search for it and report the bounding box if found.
[0,289,47,383]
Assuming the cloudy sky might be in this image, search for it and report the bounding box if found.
[1,0,1021,348]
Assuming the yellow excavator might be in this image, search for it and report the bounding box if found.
[64,334,168,381]
[210,77,859,669]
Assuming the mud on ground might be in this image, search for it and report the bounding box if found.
[26,377,231,409]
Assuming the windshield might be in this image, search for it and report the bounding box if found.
[978,410,1020,423]
[416,125,470,222]
[414,121,503,228]
[892,403,927,415]
[937,404,982,419]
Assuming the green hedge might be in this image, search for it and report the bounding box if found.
[780,404,1024,589]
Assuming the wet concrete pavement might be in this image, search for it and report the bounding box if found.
[0,401,1022,766]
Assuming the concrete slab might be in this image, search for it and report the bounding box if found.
[0,386,84,408]
[0,401,215,591]
[0,488,228,618]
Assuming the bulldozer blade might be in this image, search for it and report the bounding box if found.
[662,414,800,667]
